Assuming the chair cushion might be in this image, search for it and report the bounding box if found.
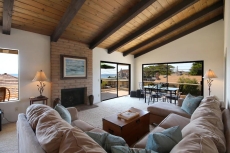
[170,133,219,153]
[54,104,71,124]
[145,126,182,153]
[181,93,203,115]
[148,102,191,118]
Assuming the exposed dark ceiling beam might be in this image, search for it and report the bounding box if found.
[51,0,85,42]
[89,0,156,49]
[2,0,14,35]
[123,1,223,56]
[134,14,223,58]
[107,0,198,54]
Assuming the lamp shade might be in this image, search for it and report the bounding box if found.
[203,69,217,78]
[32,70,48,81]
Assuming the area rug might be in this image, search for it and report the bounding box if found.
[75,104,98,111]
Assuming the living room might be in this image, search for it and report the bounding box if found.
[0,0,230,152]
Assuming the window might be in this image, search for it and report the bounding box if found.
[142,61,203,96]
[0,48,19,101]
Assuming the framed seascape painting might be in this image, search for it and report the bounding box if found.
[60,55,87,79]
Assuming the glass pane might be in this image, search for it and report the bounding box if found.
[101,62,117,101]
[168,62,202,96]
[0,52,19,101]
[118,64,129,97]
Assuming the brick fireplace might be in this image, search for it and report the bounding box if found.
[51,39,92,106]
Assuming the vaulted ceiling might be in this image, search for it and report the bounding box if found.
[0,0,224,58]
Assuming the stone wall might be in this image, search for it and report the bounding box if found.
[51,39,92,106]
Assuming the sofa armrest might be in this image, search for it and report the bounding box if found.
[177,98,184,107]
[158,113,190,130]
[67,107,79,121]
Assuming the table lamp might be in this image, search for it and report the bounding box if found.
[203,69,217,96]
[32,70,48,98]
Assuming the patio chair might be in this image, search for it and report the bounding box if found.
[0,87,10,102]
[137,82,151,100]
[165,85,182,104]
[148,83,163,105]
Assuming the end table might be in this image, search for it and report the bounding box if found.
[29,97,48,105]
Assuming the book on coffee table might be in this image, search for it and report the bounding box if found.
[118,110,139,120]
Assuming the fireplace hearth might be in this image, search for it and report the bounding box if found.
[61,87,87,107]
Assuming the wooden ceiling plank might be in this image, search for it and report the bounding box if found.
[13,6,59,24]
[89,0,156,49]
[14,1,62,20]
[123,1,223,56]
[107,0,198,54]
[12,11,56,27]
[2,0,14,34]
[31,0,67,13]
[51,0,86,42]
[16,0,65,16]
[134,14,223,58]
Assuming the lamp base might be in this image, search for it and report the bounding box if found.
[36,95,46,98]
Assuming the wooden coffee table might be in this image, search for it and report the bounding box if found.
[102,107,150,146]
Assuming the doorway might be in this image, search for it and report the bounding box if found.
[101,61,130,101]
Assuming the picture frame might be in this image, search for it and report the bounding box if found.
[60,55,87,79]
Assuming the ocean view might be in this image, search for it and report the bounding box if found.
[10,74,18,77]
[101,74,116,78]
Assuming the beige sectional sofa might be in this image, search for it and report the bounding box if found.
[17,104,107,153]
[134,96,230,153]
[17,96,230,153]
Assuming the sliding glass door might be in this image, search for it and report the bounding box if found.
[101,62,130,101]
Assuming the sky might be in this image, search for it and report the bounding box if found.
[144,62,193,72]
[0,53,18,74]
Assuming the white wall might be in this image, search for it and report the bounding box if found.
[135,20,224,102]
[224,0,230,108]
[0,27,50,123]
[93,47,135,103]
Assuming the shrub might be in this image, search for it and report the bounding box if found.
[177,76,200,96]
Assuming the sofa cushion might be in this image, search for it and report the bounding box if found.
[111,146,157,153]
[85,131,108,148]
[145,126,182,153]
[222,109,230,153]
[170,133,219,153]
[104,134,127,153]
[90,128,107,133]
[26,104,52,130]
[71,120,95,132]
[36,109,72,153]
[54,104,71,124]
[59,127,106,153]
[134,127,165,149]
[147,102,191,118]
[182,118,226,153]
[181,94,203,115]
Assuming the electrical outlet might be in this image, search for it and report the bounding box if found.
[15,107,18,111]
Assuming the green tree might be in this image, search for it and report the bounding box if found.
[189,62,202,75]
[143,64,174,77]
[177,76,200,96]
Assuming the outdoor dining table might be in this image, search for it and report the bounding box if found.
[143,86,179,103]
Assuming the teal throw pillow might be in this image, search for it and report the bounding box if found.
[85,131,108,148]
[111,146,158,153]
[145,126,182,153]
[104,134,127,153]
[181,93,203,115]
[54,104,71,124]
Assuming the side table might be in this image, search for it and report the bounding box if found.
[29,97,48,105]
